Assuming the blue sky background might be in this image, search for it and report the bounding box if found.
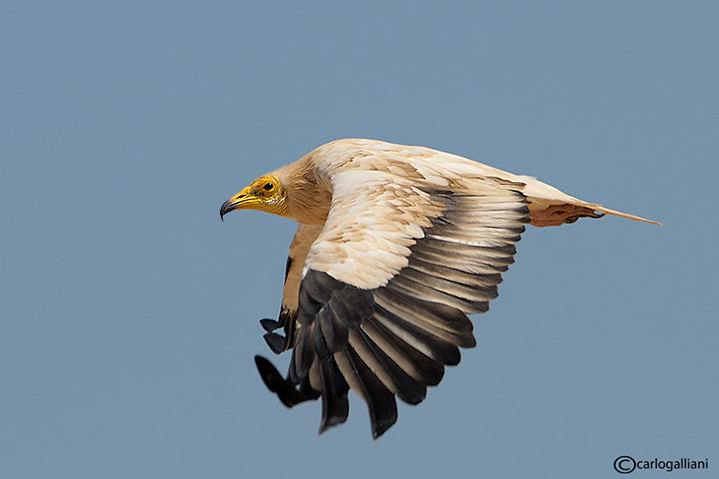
[1,1,717,478]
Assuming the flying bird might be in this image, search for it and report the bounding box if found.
[220,138,659,438]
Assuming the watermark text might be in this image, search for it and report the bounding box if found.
[614,456,709,474]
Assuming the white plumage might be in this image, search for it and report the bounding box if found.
[220,138,659,438]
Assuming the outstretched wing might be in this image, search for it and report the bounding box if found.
[258,168,530,438]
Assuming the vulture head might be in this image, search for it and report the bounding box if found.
[220,174,289,220]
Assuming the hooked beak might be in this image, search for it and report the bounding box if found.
[220,188,254,221]
[220,199,236,221]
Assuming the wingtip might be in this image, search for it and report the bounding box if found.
[263,332,287,354]
[371,420,394,439]
[318,413,350,437]
[259,318,279,332]
[254,355,315,408]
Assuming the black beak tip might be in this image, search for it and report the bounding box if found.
[220,200,234,221]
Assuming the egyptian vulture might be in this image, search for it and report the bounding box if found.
[220,138,659,438]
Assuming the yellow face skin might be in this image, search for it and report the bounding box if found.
[220,175,290,219]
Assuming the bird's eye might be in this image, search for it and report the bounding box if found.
[263,182,274,191]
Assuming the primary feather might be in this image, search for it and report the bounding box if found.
[220,138,659,438]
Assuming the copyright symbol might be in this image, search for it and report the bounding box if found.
[614,456,636,474]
